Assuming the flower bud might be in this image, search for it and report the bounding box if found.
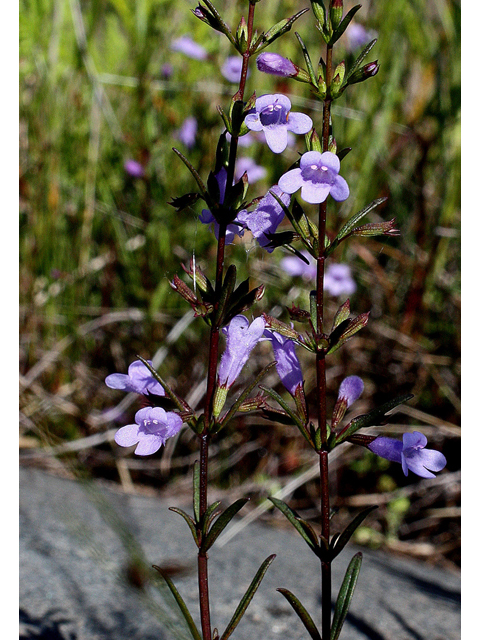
[256,52,309,82]
[330,0,343,30]
[348,60,379,85]
[236,16,249,53]
[310,0,326,28]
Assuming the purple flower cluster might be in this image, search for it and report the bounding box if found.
[105,360,183,456]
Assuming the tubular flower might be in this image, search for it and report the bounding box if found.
[115,407,183,456]
[368,431,447,479]
[244,94,312,154]
[105,360,165,396]
[218,315,267,388]
[237,186,290,252]
[256,52,298,77]
[264,330,303,396]
[278,151,349,204]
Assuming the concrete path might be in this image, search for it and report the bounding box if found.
[20,466,460,640]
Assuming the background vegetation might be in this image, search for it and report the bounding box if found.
[20,0,460,570]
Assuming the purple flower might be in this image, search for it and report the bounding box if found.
[221,56,248,83]
[368,431,447,479]
[244,94,313,154]
[105,360,165,396]
[218,315,267,388]
[235,157,267,184]
[114,407,183,456]
[176,116,197,149]
[237,186,290,252]
[256,52,298,78]
[124,159,145,178]
[280,251,317,281]
[337,376,364,407]
[264,330,303,396]
[324,263,356,296]
[198,167,245,244]
[279,151,349,204]
[171,35,207,61]
[345,23,377,52]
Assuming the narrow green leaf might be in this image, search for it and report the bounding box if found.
[269,498,318,551]
[220,555,276,640]
[330,4,362,46]
[193,461,201,524]
[295,32,319,89]
[330,506,378,560]
[327,197,388,256]
[202,498,249,551]
[152,566,202,640]
[254,8,309,53]
[331,553,363,640]
[277,589,321,640]
[169,507,200,547]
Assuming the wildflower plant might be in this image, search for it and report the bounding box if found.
[104,1,448,639]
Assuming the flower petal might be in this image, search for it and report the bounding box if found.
[286,112,313,135]
[278,168,303,194]
[244,114,263,132]
[105,373,131,391]
[329,175,350,202]
[301,181,330,204]
[134,435,164,456]
[115,424,141,447]
[264,125,289,154]
[318,151,340,173]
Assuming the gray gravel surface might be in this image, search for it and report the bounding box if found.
[20,466,460,640]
